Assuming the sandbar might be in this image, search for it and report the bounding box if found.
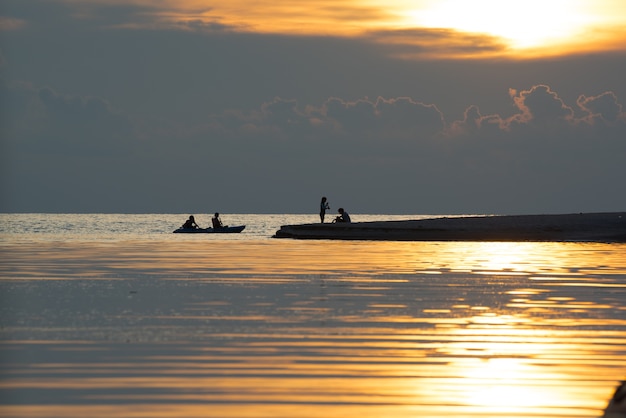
[274,212,626,242]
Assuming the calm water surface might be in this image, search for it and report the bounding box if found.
[0,214,625,417]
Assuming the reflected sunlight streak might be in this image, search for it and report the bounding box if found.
[461,358,559,408]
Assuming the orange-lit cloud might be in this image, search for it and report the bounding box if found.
[449,85,626,136]
[53,0,626,58]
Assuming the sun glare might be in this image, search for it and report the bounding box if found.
[404,0,594,51]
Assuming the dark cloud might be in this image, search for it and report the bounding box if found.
[175,19,237,33]
[577,91,624,123]
[205,86,626,145]
[509,84,574,125]
[0,0,160,31]
[375,97,444,137]
[37,87,131,135]
[3,77,626,213]
[1,81,133,156]
[204,95,446,148]
[449,105,483,135]
[323,98,378,133]
[366,28,509,59]
[448,86,626,142]
[260,98,306,127]
[315,4,392,22]
[2,68,626,213]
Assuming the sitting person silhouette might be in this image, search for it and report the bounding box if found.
[212,212,225,229]
[333,208,351,223]
[182,215,199,229]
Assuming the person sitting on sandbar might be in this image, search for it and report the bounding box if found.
[333,208,351,223]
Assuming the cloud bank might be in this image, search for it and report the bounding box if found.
[2,78,625,213]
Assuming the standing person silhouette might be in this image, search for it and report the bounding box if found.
[320,197,330,223]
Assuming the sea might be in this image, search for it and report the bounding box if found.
[1,213,625,418]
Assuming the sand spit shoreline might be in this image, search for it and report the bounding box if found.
[273,212,626,242]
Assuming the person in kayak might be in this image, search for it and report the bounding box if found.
[182,215,199,229]
[212,212,225,229]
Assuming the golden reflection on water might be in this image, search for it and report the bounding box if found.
[1,240,625,417]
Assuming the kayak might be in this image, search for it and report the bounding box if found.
[173,225,246,234]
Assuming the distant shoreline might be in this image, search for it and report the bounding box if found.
[274,212,626,242]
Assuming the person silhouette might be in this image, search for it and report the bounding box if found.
[320,197,330,223]
[333,208,351,223]
[182,215,199,229]
[212,212,224,229]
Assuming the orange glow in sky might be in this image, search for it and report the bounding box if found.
[132,0,626,58]
[401,0,626,56]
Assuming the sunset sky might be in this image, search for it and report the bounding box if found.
[1,0,626,214]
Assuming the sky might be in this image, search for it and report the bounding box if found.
[1,0,626,214]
